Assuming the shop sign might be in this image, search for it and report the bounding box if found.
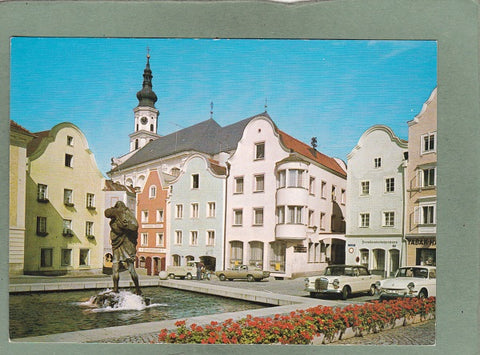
[294,245,307,253]
[408,238,436,246]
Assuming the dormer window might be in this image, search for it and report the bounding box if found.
[192,174,200,189]
[67,136,74,146]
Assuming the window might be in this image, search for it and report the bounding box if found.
[422,206,435,225]
[254,174,265,192]
[175,204,183,219]
[234,177,244,194]
[255,142,265,160]
[361,181,370,195]
[374,157,382,168]
[385,178,395,192]
[190,231,198,246]
[141,210,149,223]
[320,212,326,230]
[149,185,157,198]
[156,233,164,247]
[230,241,243,266]
[37,184,48,202]
[233,209,243,226]
[288,169,304,188]
[156,209,164,222]
[277,170,286,188]
[85,221,94,236]
[61,249,72,266]
[276,206,285,224]
[360,213,370,228]
[65,154,73,167]
[331,185,336,201]
[253,208,264,226]
[63,189,73,206]
[207,230,215,246]
[86,193,95,209]
[191,203,199,218]
[422,167,436,187]
[287,206,303,224]
[172,255,181,266]
[321,181,327,198]
[67,136,74,146]
[141,233,148,246]
[341,189,346,204]
[150,124,154,132]
[175,230,183,244]
[192,174,200,189]
[79,249,90,266]
[40,248,53,267]
[36,216,47,236]
[309,177,315,195]
[207,202,216,218]
[422,133,436,153]
[383,212,395,227]
[63,219,73,236]
[308,210,314,226]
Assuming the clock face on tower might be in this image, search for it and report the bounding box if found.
[140,116,148,125]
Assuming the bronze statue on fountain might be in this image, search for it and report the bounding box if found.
[104,201,142,295]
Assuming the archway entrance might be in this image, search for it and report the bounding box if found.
[200,256,216,271]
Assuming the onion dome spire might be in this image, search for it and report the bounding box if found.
[136,50,158,108]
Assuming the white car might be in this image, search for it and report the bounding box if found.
[304,265,382,300]
[376,266,436,300]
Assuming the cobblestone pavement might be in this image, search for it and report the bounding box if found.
[331,319,436,346]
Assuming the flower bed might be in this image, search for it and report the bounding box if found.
[156,297,435,345]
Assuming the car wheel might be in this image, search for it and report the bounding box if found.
[341,286,350,300]
[368,284,376,296]
[418,289,428,298]
[168,273,175,279]
[218,274,226,281]
[186,273,193,280]
[247,275,254,282]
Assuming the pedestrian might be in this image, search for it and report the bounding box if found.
[196,262,202,280]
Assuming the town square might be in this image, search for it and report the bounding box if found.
[7,35,440,346]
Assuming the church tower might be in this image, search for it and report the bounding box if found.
[129,52,160,152]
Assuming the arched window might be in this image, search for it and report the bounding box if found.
[135,139,139,150]
[139,256,146,268]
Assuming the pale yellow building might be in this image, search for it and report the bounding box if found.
[9,121,35,275]
[24,122,105,275]
[405,88,437,265]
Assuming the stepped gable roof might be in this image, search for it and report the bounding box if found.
[278,129,346,177]
[111,112,266,172]
[104,180,136,194]
[26,130,51,157]
[10,120,35,137]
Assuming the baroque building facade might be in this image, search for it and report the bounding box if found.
[405,88,437,265]
[24,122,105,275]
[345,125,408,276]
[9,121,35,274]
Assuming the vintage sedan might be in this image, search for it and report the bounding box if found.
[215,265,270,282]
[376,266,436,300]
[304,265,382,300]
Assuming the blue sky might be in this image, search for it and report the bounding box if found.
[10,38,437,175]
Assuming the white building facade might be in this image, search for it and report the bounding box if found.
[345,125,408,276]
[225,115,347,278]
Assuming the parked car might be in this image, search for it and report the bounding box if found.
[166,261,199,280]
[304,265,382,300]
[215,265,270,282]
[376,266,436,300]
